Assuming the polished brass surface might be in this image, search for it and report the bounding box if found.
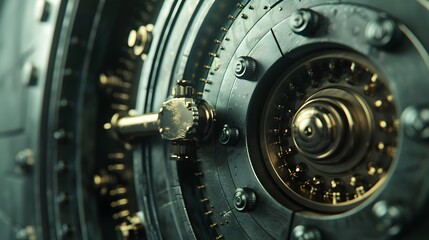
[260,52,398,212]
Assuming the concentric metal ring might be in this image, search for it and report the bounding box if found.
[260,52,397,212]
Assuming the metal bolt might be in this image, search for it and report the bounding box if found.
[93,172,116,188]
[61,224,73,237]
[365,16,399,48]
[289,9,320,36]
[291,225,322,240]
[16,226,36,240]
[59,99,71,108]
[402,106,429,141]
[54,129,69,143]
[233,188,256,212]
[116,215,146,239]
[128,24,153,57]
[57,192,70,205]
[234,56,257,79]
[15,149,34,171]
[372,201,405,236]
[35,0,51,22]
[56,160,68,172]
[219,124,240,145]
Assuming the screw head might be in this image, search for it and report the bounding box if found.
[372,201,405,236]
[233,188,256,212]
[402,106,429,141]
[219,124,240,145]
[291,225,322,240]
[365,16,399,48]
[289,9,320,36]
[234,56,257,79]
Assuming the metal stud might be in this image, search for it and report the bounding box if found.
[402,106,429,141]
[291,225,322,240]
[15,149,34,171]
[234,56,257,79]
[219,124,240,145]
[233,188,257,212]
[289,9,320,36]
[365,15,399,48]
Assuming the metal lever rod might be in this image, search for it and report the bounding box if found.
[108,112,160,140]
[106,80,216,160]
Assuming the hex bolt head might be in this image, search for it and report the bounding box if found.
[233,188,256,212]
[365,16,399,48]
[291,225,322,240]
[234,56,257,79]
[219,124,240,145]
[372,201,406,236]
[401,106,429,141]
[289,9,320,36]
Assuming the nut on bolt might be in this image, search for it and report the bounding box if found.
[289,9,320,36]
[291,225,322,240]
[234,56,257,79]
[219,124,239,145]
[233,188,256,212]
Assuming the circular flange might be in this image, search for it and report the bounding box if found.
[260,53,393,212]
